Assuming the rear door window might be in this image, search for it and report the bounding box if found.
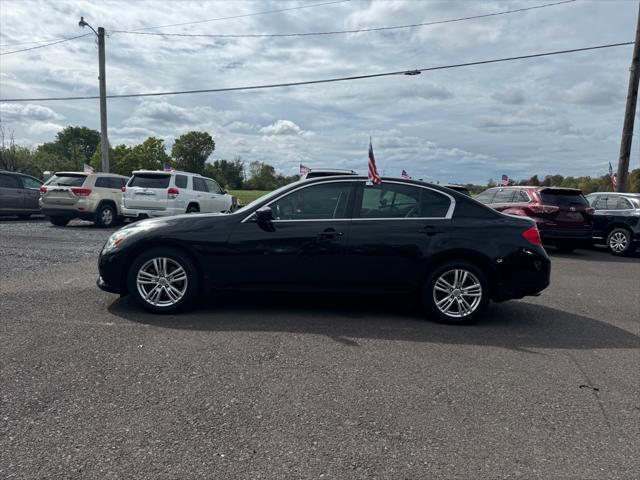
[46,174,87,187]
[193,177,208,192]
[270,182,351,220]
[612,197,632,210]
[515,190,530,202]
[94,177,110,188]
[475,189,496,204]
[492,189,516,204]
[129,174,170,188]
[0,173,20,188]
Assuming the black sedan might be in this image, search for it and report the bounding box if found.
[98,176,550,324]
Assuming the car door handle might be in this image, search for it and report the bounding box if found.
[318,228,344,240]
[421,225,442,236]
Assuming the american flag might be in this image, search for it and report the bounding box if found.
[83,163,94,174]
[500,174,509,186]
[368,138,381,185]
[401,169,411,179]
[163,163,174,172]
[299,163,311,176]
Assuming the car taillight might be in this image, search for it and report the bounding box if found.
[168,187,179,199]
[121,186,126,193]
[71,188,92,197]
[522,225,542,246]
[585,207,595,215]
[527,204,560,214]
[39,186,47,193]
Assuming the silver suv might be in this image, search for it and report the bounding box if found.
[40,172,129,227]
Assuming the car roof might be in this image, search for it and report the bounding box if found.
[586,191,640,198]
[54,171,127,178]
[306,168,357,173]
[298,175,466,196]
[132,169,196,176]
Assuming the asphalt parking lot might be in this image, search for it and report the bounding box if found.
[1,217,639,479]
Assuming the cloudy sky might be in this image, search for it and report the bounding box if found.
[1,0,638,183]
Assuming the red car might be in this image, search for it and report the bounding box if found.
[475,186,594,252]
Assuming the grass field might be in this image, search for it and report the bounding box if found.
[229,190,271,206]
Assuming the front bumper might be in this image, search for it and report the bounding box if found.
[97,250,128,295]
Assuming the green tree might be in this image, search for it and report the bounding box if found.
[628,168,640,193]
[244,161,279,190]
[90,144,134,175]
[203,158,245,189]
[171,131,215,174]
[38,126,100,170]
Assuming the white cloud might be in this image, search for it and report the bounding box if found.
[259,120,309,136]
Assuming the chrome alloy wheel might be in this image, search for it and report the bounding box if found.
[609,231,628,253]
[136,257,188,307]
[432,269,482,318]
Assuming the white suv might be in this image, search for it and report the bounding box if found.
[122,170,237,218]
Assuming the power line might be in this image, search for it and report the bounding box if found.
[113,0,351,33]
[111,0,576,39]
[0,34,92,56]
[0,0,349,52]
[0,41,632,103]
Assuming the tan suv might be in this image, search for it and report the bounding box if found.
[40,172,129,227]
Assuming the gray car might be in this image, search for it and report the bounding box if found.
[0,170,43,218]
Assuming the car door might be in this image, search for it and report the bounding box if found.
[204,178,230,212]
[192,177,213,212]
[19,175,43,212]
[224,181,355,289]
[588,195,609,239]
[344,181,454,292]
[0,173,24,213]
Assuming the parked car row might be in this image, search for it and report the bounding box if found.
[0,169,238,228]
[474,186,639,256]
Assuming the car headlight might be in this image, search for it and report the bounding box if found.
[102,228,139,254]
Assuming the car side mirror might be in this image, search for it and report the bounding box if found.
[254,206,273,223]
[221,189,227,195]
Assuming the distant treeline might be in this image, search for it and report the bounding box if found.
[1,125,638,193]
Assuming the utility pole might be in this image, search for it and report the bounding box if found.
[79,17,109,173]
[616,1,640,192]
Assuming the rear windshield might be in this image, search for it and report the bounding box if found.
[129,174,170,188]
[540,190,588,207]
[46,174,87,187]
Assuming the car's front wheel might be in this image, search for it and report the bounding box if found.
[607,228,633,256]
[422,260,489,324]
[127,248,200,313]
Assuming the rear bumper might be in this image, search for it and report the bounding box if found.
[41,207,96,221]
[492,247,551,302]
[122,207,182,218]
[539,226,592,244]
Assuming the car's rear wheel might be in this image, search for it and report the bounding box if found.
[127,247,199,313]
[186,204,199,214]
[49,216,70,226]
[95,203,116,228]
[422,260,489,324]
[607,228,633,256]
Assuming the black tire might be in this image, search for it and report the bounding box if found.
[49,216,70,226]
[127,247,200,314]
[95,203,116,228]
[186,204,199,214]
[607,227,633,256]
[17,214,31,220]
[422,260,490,325]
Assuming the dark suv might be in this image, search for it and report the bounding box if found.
[585,192,640,256]
[0,170,43,218]
[475,186,593,252]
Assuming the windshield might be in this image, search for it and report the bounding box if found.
[45,174,87,187]
[234,184,294,214]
